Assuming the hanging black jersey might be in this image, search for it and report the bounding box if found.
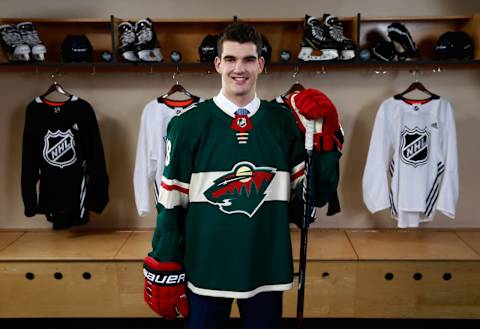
[21,96,109,229]
[362,96,459,228]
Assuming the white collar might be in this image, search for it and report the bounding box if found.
[213,91,260,117]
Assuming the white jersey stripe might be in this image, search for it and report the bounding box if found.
[187,281,293,299]
[161,177,190,190]
[158,177,190,209]
[291,161,305,189]
[189,170,291,203]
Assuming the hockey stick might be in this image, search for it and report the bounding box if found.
[296,119,315,329]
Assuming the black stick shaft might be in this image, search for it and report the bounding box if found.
[296,149,313,329]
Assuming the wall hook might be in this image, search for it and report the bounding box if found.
[173,64,181,84]
[293,65,299,83]
[374,66,387,75]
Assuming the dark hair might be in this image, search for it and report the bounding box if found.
[217,23,263,57]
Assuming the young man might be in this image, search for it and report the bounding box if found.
[143,23,305,329]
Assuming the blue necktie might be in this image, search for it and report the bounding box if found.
[235,108,250,116]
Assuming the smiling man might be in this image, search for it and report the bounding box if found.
[215,31,264,106]
[143,23,305,329]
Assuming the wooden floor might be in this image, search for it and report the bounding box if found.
[0,318,478,329]
[1,229,480,318]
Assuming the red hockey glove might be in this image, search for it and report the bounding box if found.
[293,89,342,152]
[143,256,189,319]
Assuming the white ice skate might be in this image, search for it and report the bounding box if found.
[297,15,339,61]
[17,22,46,61]
[0,24,31,61]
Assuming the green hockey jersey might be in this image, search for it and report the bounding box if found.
[149,99,305,298]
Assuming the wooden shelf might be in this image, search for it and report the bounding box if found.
[347,230,480,261]
[1,228,480,261]
[0,18,113,63]
[0,230,132,261]
[360,15,473,22]
[0,59,478,75]
[358,14,480,61]
[0,14,478,71]
[0,232,23,252]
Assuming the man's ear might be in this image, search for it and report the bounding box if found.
[258,56,265,73]
[214,56,222,73]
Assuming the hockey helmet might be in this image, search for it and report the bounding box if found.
[371,40,396,62]
[260,34,272,63]
[199,34,218,63]
[435,31,474,60]
[61,34,93,62]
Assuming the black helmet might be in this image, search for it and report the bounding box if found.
[371,40,396,62]
[435,31,474,60]
[260,34,272,63]
[199,34,218,63]
[61,34,93,62]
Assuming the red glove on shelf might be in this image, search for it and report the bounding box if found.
[143,256,189,319]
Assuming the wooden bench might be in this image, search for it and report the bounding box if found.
[1,229,479,318]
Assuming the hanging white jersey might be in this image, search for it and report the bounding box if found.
[362,96,458,228]
[134,96,202,216]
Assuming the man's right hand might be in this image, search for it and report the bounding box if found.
[143,256,189,319]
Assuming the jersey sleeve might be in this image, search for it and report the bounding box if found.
[21,102,40,217]
[149,116,192,262]
[83,101,109,213]
[133,102,157,217]
[311,149,342,208]
[362,101,392,213]
[285,107,308,228]
[436,102,459,218]
[288,110,306,189]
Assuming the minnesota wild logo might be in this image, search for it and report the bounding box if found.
[204,161,276,217]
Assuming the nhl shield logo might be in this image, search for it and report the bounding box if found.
[237,117,247,128]
[43,130,77,168]
[230,115,253,133]
[204,161,276,218]
[400,127,430,167]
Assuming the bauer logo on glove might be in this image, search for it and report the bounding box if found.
[143,266,186,285]
[143,256,189,319]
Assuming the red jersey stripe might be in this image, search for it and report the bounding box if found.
[161,181,189,194]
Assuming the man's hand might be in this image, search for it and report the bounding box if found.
[143,256,189,319]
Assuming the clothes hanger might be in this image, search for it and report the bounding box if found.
[394,68,439,100]
[283,82,305,97]
[282,65,305,97]
[41,72,72,99]
[162,66,198,101]
[163,82,193,98]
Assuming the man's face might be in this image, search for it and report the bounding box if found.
[214,41,265,102]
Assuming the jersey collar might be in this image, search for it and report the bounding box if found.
[213,91,260,117]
